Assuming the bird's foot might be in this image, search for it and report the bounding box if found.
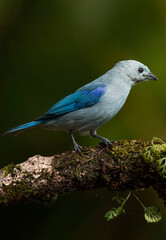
[73,143,82,152]
[99,138,113,147]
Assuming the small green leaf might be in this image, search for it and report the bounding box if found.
[143,146,155,163]
[133,192,162,223]
[105,206,125,221]
[156,157,166,178]
[144,206,161,223]
[143,138,166,164]
[105,192,131,221]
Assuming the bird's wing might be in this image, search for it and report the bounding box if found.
[37,84,105,120]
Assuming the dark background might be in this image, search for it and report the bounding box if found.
[0,0,166,239]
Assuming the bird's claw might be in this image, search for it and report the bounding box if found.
[99,138,113,147]
[74,143,82,152]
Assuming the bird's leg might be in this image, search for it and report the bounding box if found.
[90,130,113,146]
[69,132,82,152]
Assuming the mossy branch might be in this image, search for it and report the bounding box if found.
[0,139,166,207]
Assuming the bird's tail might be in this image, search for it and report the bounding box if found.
[2,121,41,136]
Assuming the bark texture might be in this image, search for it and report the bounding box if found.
[0,139,166,207]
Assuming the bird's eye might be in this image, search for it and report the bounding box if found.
[138,68,144,73]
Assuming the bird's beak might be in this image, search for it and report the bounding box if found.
[144,72,158,81]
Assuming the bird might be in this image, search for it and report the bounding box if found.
[3,60,158,151]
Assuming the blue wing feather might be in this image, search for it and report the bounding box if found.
[37,84,105,120]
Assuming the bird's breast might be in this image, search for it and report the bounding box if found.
[98,85,130,119]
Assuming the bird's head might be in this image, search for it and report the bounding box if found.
[115,60,158,87]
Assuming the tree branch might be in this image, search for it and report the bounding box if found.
[0,139,166,207]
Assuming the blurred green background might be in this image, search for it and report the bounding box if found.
[0,0,166,239]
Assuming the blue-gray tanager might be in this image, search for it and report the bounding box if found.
[4,60,157,151]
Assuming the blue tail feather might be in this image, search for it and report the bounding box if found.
[3,121,40,136]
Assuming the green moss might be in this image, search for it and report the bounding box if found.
[1,163,22,178]
[1,163,15,178]
[1,172,58,206]
[1,180,33,205]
